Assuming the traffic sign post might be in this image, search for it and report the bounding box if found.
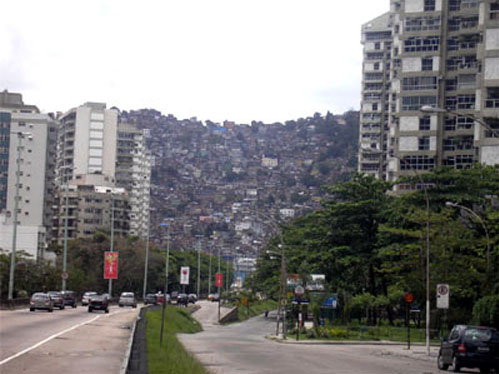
[294,286,305,341]
[436,284,449,309]
[404,292,414,350]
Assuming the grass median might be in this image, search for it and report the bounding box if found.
[236,299,278,322]
[146,306,208,374]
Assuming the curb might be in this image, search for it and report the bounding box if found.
[265,335,440,347]
[120,309,141,374]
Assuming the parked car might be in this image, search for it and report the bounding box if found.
[47,291,65,310]
[438,325,499,373]
[82,291,97,306]
[61,290,77,308]
[119,292,137,308]
[171,291,179,303]
[145,293,157,305]
[29,293,54,312]
[88,294,109,313]
[188,293,197,304]
[211,293,220,302]
[177,293,188,305]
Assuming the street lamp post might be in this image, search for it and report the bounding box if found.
[61,181,70,292]
[446,202,491,272]
[196,235,202,298]
[420,105,499,137]
[160,219,172,347]
[8,132,32,300]
[142,210,152,300]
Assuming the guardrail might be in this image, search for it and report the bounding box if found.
[0,298,30,310]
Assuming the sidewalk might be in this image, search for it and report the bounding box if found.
[267,335,439,363]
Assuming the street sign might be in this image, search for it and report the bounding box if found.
[216,272,223,287]
[323,294,338,309]
[404,292,414,304]
[180,266,190,285]
[61,272,69,280]
[294,285,305,297]
[437,283,449,309]
[104,252,118,279]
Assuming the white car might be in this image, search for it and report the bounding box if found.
[119,292,137,308]
[81,291,97,306]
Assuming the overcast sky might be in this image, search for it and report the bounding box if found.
[1,0,389,124]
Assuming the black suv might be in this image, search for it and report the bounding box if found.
[61,290,77,308]
[88,294,109,313]
[438,325,499,373]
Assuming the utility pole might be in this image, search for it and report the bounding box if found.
[160,220,172,347]
[208,245,212,295]
[196,236,201,297]
[142,211,151,300]
[62,182,69,291]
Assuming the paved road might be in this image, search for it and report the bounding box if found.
[0,304,139,373]
[179,303,452,374]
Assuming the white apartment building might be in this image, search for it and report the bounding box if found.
[57,102,118,184]
[359,0,499,182]
[0,91,58,260]
[116,123,151,238]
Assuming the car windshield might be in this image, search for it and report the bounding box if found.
[464,328,494,342]
[121,293,134,297]
[84,292,97,296]
[33,294,48,299]
[48,292,61,296]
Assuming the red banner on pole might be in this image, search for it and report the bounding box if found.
[104,251,118,279]
[216,272,223,287]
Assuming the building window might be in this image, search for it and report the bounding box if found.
[401,155,435,170]
[419,136,430,150]
[401,96,437,111]
[402,76,438,91]
[419,116,431,131]
[372,103,378,111]
[424,0,436,11]
[457,95,475,109]
[444,137,455,151]
[374,62,380,70]
[448,154,474,169]
[422,57,433,71]
[484,117,499,138]
[491,3,499,20]
[404,36,440,53]
[375,42,381,50]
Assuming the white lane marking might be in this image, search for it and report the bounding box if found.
[0,314,101,366]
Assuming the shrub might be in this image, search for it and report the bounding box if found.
[472,295,499,327]
[328,328,349,338]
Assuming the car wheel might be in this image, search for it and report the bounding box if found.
[105,308,109,314]
[452,356,460,372]
[30,308,35,312]
[438,353,449,371]
[479,367,491,373]
[60,306,64,310]
[88,308,93,313]
[73,304,77,309]
[48,308,53,313]
[119,304,123,307]
[133,304,137,308]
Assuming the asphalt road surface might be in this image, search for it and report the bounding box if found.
[0,304,139,373]
[179,301,449,374]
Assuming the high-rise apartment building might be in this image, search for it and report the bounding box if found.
[0,91,58,259]
[56,102,118,184]
[359,0,499,182]
[53,103,151,242]
[116,123,151,238]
